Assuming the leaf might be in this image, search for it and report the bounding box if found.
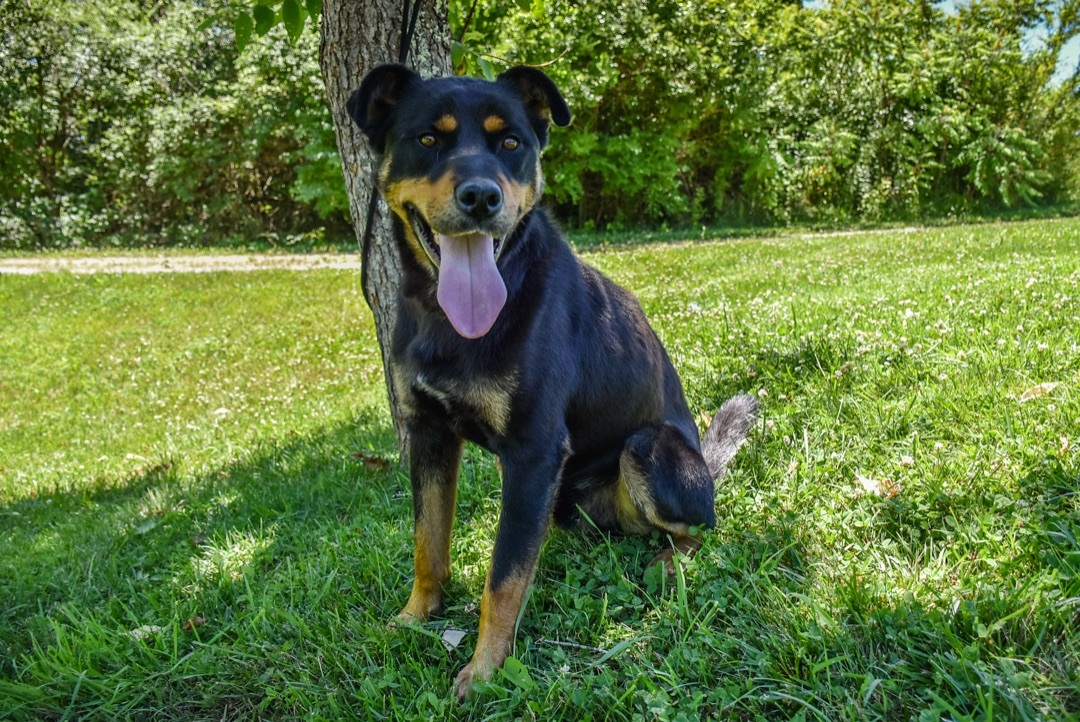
[478,57,498,82]
[499,656,536,692]
[252,4,275,36]
[304,0,322,19]
[451,40,466,70]
[1019,381,1060,402]
[643,560,666,596]
[197,14,220,32]
[352,452,389,471]
[182,615,207,631]
[593,638,634,666]
[234,12,253,52]
[281,0,304,44]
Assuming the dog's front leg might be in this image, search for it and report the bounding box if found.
[398,422,464,623]
[454,438,567,699]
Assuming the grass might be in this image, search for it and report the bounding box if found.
[1,217,1078,720]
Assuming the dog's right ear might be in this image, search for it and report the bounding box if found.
[497,66,571,149]
[347,64,421,151]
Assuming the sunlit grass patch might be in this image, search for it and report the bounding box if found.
[1,218,1078,719]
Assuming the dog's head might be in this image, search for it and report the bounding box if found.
[347,65,570,338]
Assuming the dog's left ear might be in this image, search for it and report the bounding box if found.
[497,66,571,148]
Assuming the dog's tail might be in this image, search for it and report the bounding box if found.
[701,394,759,480]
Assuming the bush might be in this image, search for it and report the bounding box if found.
[0,1,348,249]
[3,0,1078,248]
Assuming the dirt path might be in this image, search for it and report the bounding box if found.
[0,253,361,275]
[0,223,1022,275]
[0,227,918,276]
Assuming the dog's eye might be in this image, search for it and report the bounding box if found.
[419,133,437,148]
[502,136,520,151]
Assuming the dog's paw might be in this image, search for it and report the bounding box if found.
[646,547,679,575]
[390,604,436,630]
[453,658,493,701]
[389,609,422,629]
[395,590,443,625]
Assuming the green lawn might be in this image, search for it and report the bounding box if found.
[1,219,1078,720]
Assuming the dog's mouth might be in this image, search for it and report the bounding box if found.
[406,205,505,267]
[405,205,508,340]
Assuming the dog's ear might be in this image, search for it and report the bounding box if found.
[497,66,571,148]
[347,64,421,151]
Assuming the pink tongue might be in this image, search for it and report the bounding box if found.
[436,232,506,338]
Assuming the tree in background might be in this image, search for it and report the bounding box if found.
[202,0,452,452]
[318,0,451,451]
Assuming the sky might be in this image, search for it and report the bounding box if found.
[802,0,1080,86]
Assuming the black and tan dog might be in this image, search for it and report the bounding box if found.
[348,65,757,698]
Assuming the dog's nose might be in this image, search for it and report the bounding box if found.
[455,179,503,220]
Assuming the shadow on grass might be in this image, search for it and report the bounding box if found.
[2,408,1078,719]
[0,410,416,708]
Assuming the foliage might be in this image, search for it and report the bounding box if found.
[2,0,1079,247]
[758,0,1076,222]
[231,0,324,53]
[0,0,345,249]
[454,0,1080,228]
[1,218,1079,717]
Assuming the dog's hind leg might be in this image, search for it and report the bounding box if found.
[615,423,716,549]
[398,423,464,623]
[615,395,758,562]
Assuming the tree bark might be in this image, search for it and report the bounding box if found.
[319,0,451,459]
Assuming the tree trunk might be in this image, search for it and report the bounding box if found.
[319,0,451,459]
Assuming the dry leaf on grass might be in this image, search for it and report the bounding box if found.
[697,409,712,430]
[352,452,389,471]
[182,616,207,631]
[1019,382,1061,403]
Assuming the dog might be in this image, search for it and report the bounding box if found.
[347,64,757,699]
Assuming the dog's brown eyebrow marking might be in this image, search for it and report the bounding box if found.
[434,114,458,133]
[483,115,507,133]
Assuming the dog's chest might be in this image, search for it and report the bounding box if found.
[393,361,518,442]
